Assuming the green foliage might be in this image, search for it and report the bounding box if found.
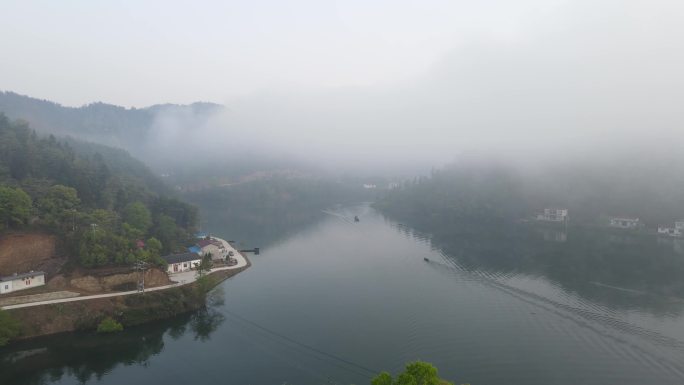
[145,237,168,268]
[97,317,124,333]
[195,254,213,277]
[78,229,110,267]
[0,309,21,346]
[195,275,213,294]
[90,208,119,231]
[123,201,152,233]
[152,214,180,253]
[36,184,80,230]
[371,362,453,385]
[404,362,441,385]
[146,237,162,257]
[0,185,32,229]
[0,114,198,268]
[371,372,393,385]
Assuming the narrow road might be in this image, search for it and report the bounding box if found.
[1,236,249,310]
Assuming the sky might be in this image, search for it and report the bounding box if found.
[1,0,566,107]
[1,0,683,172]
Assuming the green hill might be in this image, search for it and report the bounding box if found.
[0,114,197,268]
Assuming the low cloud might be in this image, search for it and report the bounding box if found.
[142,0,684,176]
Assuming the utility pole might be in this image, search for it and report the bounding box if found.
[134,260,149,293]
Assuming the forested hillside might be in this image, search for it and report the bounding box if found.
[0,91,305,186]
[0,114,197,268]
[0,91,221,155]
[375,157,684,235]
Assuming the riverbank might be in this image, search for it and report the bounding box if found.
[3,238,251,341]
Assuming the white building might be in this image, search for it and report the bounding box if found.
[197,238,228,260]
[163,252,203,274]
[676,221,684,231]
[658,225,683,238]
[0,271,46,294]
[609,217,641,229]
[537,208,568,222]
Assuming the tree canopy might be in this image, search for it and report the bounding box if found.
[124,201,152,233]
[0,114,198,268]
[0,185,31,229]
[372,362,454,385]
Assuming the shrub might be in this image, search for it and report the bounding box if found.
[0,309,21,346]
[97,317,124,333]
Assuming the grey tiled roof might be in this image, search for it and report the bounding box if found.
[162,253,201,264]
[0,271,45,282]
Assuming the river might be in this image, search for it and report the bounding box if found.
[3,204,684,384]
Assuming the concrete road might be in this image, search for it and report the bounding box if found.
[1,236,249,310]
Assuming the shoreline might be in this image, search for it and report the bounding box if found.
[1,236,248,310]
[2,236,252,342]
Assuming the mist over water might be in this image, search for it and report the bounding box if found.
[2,1,684,383]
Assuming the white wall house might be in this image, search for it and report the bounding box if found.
[537,208,568,222]
[0,271,46,295]
[197,238,227,261]
[658,225,683,238]
[609,217,641,229]
[162,252,202,274]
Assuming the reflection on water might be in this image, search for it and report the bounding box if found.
[0,294,226,385]
[3,204,684,385]
[538,228,567,242]
[419,223,684,315]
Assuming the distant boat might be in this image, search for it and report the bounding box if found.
[424,257,430,262]
[354,216,360,222]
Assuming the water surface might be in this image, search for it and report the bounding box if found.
[3,205,684,385]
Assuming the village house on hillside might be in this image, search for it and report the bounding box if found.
[537,208,568,222]
[0,271,46,294]
[609,217,641,229]
[197,238,228,261]
[658,221,684,238]
[162,252,202,274]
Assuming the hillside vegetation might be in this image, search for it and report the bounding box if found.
[0,91,313,187]
[0,91,220,152]
[0,114,197,269]
[376,158,684,234]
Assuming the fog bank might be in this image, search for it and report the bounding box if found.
[143,0,683,176]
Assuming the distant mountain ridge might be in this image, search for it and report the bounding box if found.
[0,91,223,154]
[0,90,316,186]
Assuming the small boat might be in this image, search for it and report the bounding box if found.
[423,257,430,262]
[354,216,360,222]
